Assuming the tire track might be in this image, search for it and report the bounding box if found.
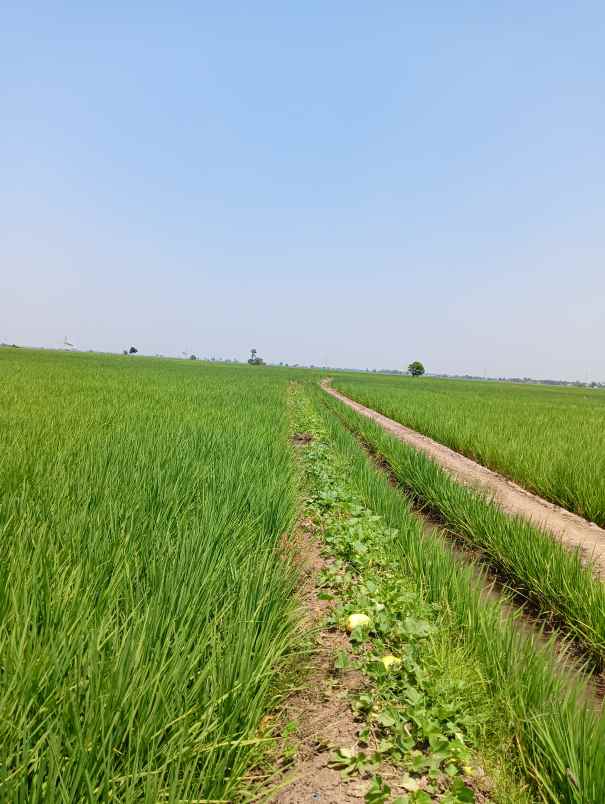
[322,380,605,579]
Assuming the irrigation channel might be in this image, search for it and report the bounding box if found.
[320,379,605,703]
[321,381,605,578]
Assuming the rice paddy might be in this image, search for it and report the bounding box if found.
[2,348,605,802]
[318,385,605,663]
[0,349,300,800]
[309,384,605,803]
[331,374,605,526]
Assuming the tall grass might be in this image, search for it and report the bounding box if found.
[0,350,299,801]
[331,374,605,526]
[319,387,605,663]
[310,386,605,803]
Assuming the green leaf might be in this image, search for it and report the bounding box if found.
[377,709,397,728]
[404,686,423,706]
[282,720,298,737]
[411,792,432,804]
[409,753,431,773]
[365,774,391,803]
[403,617,432,638]
[450,777,475,802]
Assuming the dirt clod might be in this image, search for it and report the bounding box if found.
[291,432,314,446]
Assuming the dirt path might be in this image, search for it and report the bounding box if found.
[268,518,373,803]
[322,381,605,579]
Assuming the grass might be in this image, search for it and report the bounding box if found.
[330,374,605,526]
[0,349,302,801]
[308,383,605,802]
[318,385,605,664]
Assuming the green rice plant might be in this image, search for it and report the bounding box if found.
[331,374,605,526]
[310,386,605,803]
[318,387,605,663]
[0,349,302,801]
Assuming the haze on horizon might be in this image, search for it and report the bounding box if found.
[3,3,604,382]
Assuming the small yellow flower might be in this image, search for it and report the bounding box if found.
[380,654,401,670]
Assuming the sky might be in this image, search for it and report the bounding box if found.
[2,2,604,380]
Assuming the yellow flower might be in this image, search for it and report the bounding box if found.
[380,654,401,670]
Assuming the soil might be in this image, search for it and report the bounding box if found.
[269,517,449,803]
[291,432,315,446]
[268,518,373,803]
[322,381,605,579]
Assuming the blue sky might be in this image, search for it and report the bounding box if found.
[3,2,604,379]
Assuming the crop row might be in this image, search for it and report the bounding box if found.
[318,385,605,664]
[331,374,605,526]
[0,350,300,801]
[311,385,605,802]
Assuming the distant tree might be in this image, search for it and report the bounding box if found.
[122,349,128,355]
[408,360,425,376]
[189,354,197,360]
[128,346,138,355]
[248,348,264,366]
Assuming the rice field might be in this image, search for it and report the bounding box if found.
[310,384,605,803]
[318,386,605,663]
[330,374,605,526]
[0,349,301,800]
[2,348,605,802]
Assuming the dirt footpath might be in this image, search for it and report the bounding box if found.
[322,381,605,579]
[270,519,372,804]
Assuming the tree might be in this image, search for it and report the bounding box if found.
[189,354,197,360]
[248,348,264,366]
[128,346,138,355]
[408,360,425,376]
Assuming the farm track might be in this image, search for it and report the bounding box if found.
[319,386,605,710]
[322,381,605,579]
[268,517,371,803]
[346,429,605,707]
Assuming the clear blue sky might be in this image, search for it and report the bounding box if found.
[3,2,604,379]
